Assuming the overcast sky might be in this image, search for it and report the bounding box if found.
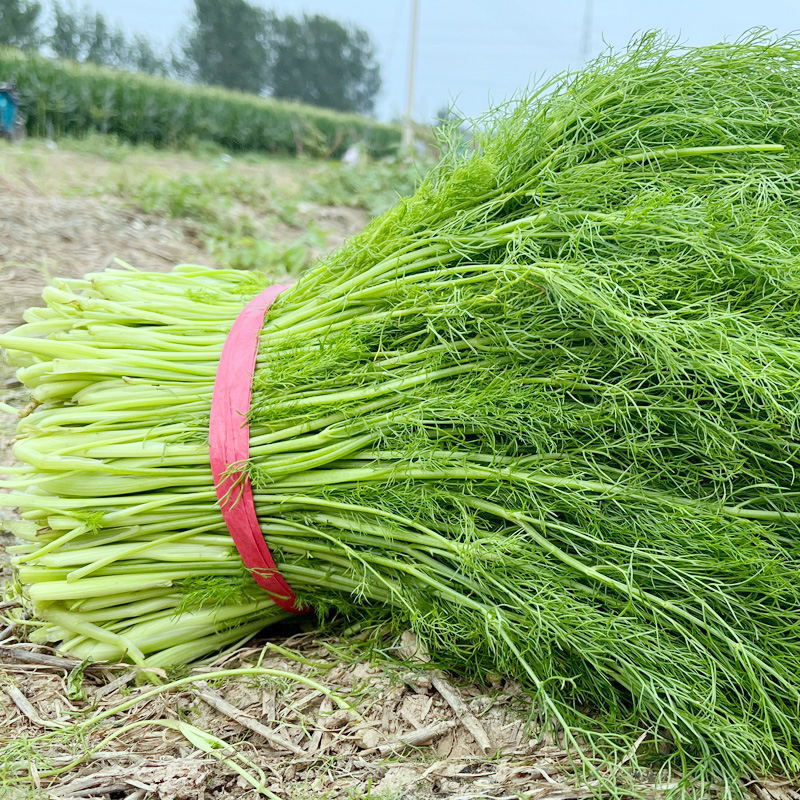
[87,0,799,121]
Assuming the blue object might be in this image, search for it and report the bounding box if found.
[0,82,21,136]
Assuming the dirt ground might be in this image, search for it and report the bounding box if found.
[0,143,366,332]
[0,631,598,800]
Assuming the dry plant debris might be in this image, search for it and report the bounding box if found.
[0,629,599,800]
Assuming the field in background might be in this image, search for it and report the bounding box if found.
[0,48,402,158]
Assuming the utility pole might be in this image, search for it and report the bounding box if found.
[579,0,593,62]
[402,0,421,153]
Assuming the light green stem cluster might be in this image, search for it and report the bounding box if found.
[0,268,292,668]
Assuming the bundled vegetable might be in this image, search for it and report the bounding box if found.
[5,32,800,788]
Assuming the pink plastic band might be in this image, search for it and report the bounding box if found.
[210,283,301,613]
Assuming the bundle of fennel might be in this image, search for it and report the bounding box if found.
[5,32,800,790]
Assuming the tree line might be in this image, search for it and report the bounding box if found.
[0,0,382,114]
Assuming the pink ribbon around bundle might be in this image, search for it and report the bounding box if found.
[209,283,301,613]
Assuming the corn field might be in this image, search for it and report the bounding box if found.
[0,48,401,157]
